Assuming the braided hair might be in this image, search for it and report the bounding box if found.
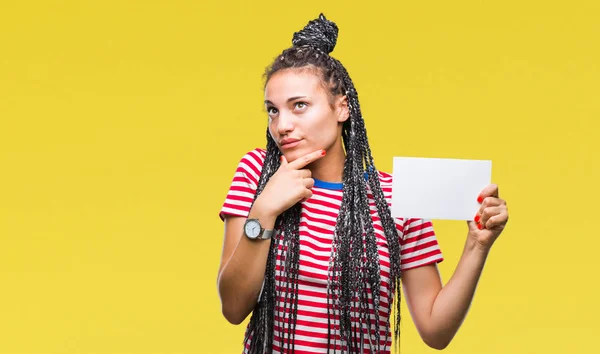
[244,14,404,353]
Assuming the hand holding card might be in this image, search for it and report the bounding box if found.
[391,156,509,250]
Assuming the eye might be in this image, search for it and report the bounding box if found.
[266,106,278,116]
[294,102,308,110]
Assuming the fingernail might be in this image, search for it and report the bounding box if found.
[474,214,480,223]
[477,195,483,204]
[280,156,283,162]
[477,223,482,230]
[321,150,326,156]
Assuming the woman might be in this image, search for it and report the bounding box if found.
[217,14,509,353]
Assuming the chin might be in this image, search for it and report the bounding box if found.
[282,151,302,163]
[282,147,311,163]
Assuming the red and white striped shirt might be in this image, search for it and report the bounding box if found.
[220,148,444,353]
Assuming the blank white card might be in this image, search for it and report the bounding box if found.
[391,157,492,221]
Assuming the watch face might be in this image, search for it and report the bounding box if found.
[245,220,261,239]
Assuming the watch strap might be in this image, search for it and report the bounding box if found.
[259,228,274,240]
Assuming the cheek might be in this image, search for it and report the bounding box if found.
[308,113,340,143]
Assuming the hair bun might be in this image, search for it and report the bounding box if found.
[291,13,339,54]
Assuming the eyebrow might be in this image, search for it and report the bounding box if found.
[264,96,308,105]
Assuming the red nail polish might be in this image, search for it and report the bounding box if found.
[321,150,326,156]
[477,223,482,230]
[477,195,483,204]
[474,214,481,223]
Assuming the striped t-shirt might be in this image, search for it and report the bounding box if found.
[220,148,444,353]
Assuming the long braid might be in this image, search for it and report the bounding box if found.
[339,63,405,349]
[244,13,404,353]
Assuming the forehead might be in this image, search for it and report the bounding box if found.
[264,69,325,100]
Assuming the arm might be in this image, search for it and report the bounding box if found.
[402,184,508,349]
[217,150,325,325]
[217,204,277,325]
[402,238,489,350]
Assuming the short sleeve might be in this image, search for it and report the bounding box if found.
[398,218,444,270]
[219,148,266,221]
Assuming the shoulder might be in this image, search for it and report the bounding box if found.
[376,170,393,186]
[238,147,267,164]
[230,148,267,188]
[373,170,423,228]
[369,169,394,211]
[374,170,393,197]
[235,148,267,172]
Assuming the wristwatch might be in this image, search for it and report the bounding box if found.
[244,218,274,240]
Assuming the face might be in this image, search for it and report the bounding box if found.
[264,69,349,163]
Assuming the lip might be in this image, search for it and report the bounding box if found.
[280,138,302,149]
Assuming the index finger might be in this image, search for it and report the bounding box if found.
[477,183,499,203]
[287,149,327,170]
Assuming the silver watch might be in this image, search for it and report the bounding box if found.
[244,218,274,240]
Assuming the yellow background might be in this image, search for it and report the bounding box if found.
[1,0,598,353]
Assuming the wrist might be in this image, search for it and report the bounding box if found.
[249,196,278,229]
[465,235,492,255]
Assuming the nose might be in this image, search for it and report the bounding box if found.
[276,111,295,136]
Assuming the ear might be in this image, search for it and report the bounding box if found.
[336,95,350,123]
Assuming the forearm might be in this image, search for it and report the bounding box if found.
[426,238,490,348]
[217,203,277,324]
